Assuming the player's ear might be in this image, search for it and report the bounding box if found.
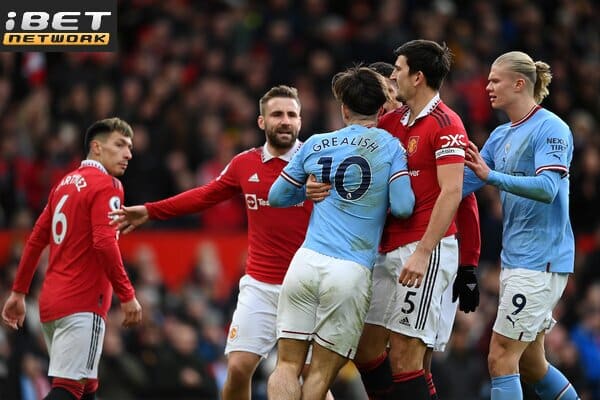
[257,115,265,130]
[90,139,102,156]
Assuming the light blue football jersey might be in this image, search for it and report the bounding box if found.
[464,107,574,273]
[269,124,413,269]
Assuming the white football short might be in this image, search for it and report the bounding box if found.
[431,274,458,352]
[42,312,106,380]
[276,247,372,359]
[385,236,459,348]
[493,267,568,342]
[225,274,281,358]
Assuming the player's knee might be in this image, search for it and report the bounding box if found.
[488,348,519,377]
[226,360,255,385]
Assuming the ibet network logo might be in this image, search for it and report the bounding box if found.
[0,0,117,51]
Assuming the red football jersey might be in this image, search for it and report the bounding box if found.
[146,142,312,285]
[378,96,468,251]
[13,160,135,322]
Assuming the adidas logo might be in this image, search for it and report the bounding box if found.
[399,316,411,326]
[248,173,260,182]
[467,283,477,291]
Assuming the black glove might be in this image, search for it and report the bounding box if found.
[452,266,479,313]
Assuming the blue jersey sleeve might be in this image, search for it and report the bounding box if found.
[268,143,308,207]
[388,140,414,218]
[487,169,561,204]
[533,118,572,177]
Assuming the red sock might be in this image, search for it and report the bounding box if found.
[52,378,84,399]
[355,352,393,399]
[84,379,98,394]
[391,369,429,400]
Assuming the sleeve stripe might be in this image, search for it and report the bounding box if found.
[389,170,408,183]
[536,165,568,177]
[281,171,304,188]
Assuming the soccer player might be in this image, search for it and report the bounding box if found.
[463,51,579,400]
[368,62,402,113]
[108,86,332,400]
[1,118,142,400]
[359,40,468,399]
[266,66,415,400]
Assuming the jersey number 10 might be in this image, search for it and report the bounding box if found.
[317,156,372,201]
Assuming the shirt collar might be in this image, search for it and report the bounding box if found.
[81,159,108,174]
[401,93,441,127]
[261,140,302,163]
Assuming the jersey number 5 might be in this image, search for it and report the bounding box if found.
[317,156,371,200]
[52,194,69,245]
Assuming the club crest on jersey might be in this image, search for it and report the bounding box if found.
[407,136,419,156]
[228,325,239,341]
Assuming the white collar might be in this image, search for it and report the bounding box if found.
[81,159,108,174]
[261,140,302,163]
[401,93,441,127]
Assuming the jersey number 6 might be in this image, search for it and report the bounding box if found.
[52,194,69,245]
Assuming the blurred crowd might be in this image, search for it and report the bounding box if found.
[0,0,598,399]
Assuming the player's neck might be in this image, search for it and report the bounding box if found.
[504,98,539,124]
[345,117,377,128]
[406,88,437,125]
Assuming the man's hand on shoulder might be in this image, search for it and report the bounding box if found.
[452,265,480,313]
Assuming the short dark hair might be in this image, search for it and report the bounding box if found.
[393,40,452,90]
[84,117,134,154]
[368,62,394,78]
[259,85,301,115]
[331,66,389,116]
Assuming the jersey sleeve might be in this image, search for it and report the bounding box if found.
[268,145,308,207]
[456,193,481,267]
[12,202,52,294]
[433,127,467,166]
[91,179,135,303]
[388,139,414,218]
[533,119,571,177]
[146,158,242,220]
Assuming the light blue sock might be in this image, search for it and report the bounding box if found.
[533,364,579,400]
[491,374,522,400]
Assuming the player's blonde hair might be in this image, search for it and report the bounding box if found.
[493,51,552,104]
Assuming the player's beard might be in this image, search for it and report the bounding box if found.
[265,125,298,150]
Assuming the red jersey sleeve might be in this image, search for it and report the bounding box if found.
[146,158,241,220]
[91,178,135,302]
[12,202,52,294]
[433,127,468,166]
[456,193,481,267]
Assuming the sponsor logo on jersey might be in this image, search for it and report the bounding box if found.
[407,136,419,156]
[439,133,466,148]
[245,194,258,210]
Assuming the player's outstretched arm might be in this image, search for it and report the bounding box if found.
[109,205,149,234]
[1,291,26,330]
[120,297,142,328]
